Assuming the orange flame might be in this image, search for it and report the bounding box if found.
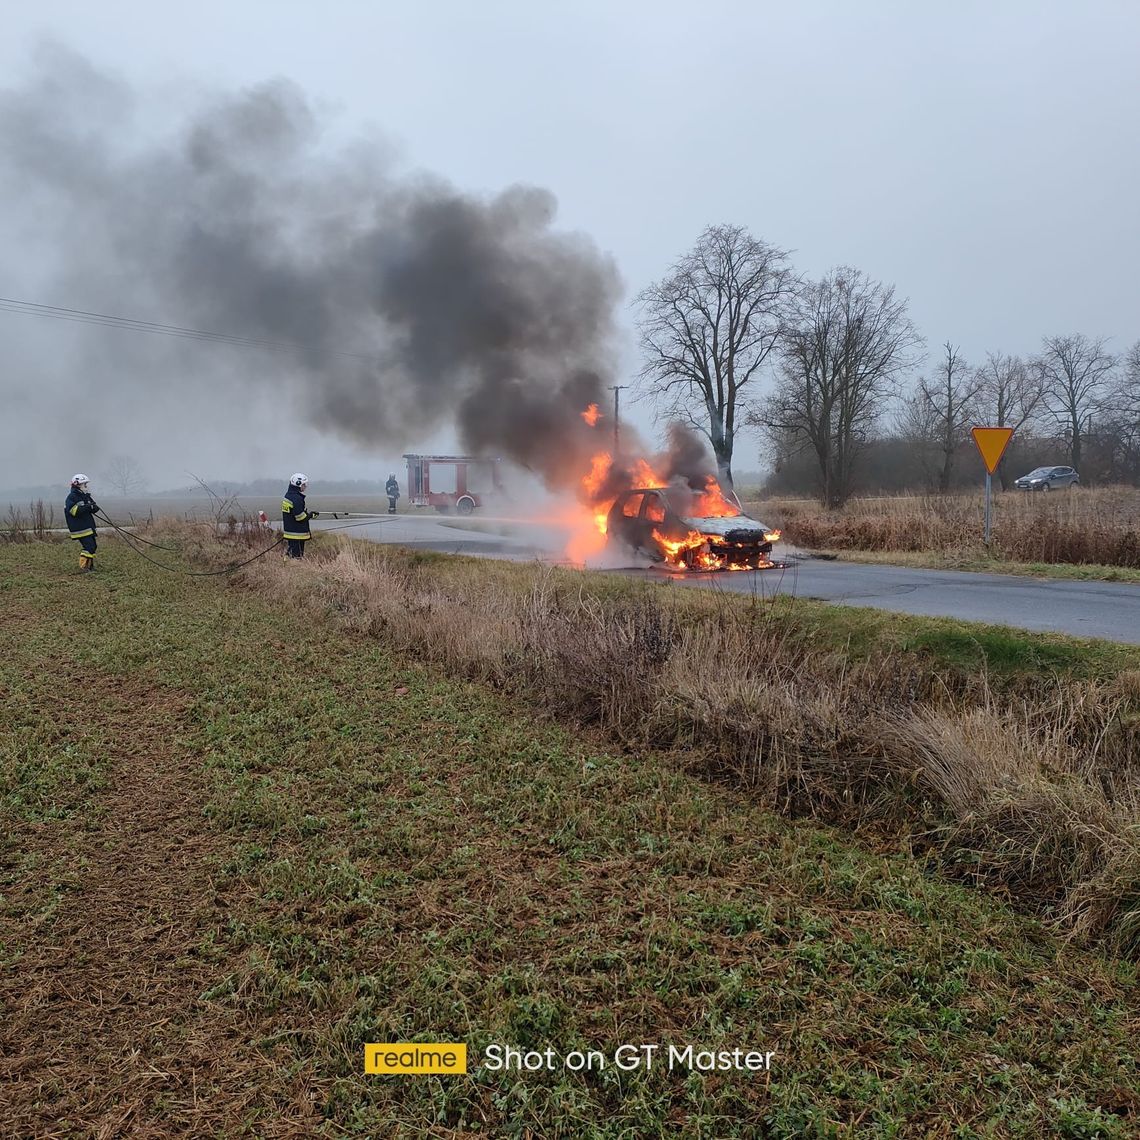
[629,458,668,489]
[565,451,614,562]
[581,403,600,427]
[690,474,740,518]
[652,528,707,561]
[581,451,613,502]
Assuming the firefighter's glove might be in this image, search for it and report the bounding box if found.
[309,510,320,519]
[88,501,101,513]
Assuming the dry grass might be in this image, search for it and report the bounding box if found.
[234,533,1140,955]
[752,486,1140,567]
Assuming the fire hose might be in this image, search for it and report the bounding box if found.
[92,509,393,577]
[95,510,285,576]
[92,513,179,551]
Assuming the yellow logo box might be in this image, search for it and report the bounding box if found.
[364,1043,468,1075]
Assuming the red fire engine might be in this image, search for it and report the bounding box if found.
[403,454,503,514]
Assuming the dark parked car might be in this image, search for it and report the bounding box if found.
[606,487,779,569]
[1013,466,1080,491]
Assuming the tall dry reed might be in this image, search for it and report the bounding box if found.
[2,500,57,544]
[755,487,1140,566]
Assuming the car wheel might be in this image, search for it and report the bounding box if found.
[1042,484,1051,492]
[456,495,475,515]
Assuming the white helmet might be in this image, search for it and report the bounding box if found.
[290,472,309,488]
[71,473,90,488]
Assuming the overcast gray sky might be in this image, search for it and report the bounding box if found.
[2,0,1137,493]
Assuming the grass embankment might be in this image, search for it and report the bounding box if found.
[2,535,1139,1137]
[749,488,1140,575]
[254,537,1140,948]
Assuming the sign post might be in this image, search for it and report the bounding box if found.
[970,427,1015,546]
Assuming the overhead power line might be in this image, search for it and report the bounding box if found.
[0,294,382,363]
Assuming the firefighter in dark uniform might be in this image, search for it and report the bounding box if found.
[282,472,318,559]
[65,474,101,572]
[385,473,400,514]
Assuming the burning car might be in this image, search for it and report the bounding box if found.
[606,487,780,571]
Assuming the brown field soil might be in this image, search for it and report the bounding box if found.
[0,667,321,1136]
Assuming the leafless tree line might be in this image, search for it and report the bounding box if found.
[635,226,922,504]
[636,224,1139,505]
[896,334,1137,491]
[759,269,922,507]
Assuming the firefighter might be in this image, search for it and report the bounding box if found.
[65,474,101,572]
[385,472,400,514]
[281,472,319,559]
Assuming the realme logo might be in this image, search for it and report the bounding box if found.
[364,1043,467,1075]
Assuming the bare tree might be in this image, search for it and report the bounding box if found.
[1118,340,1140,426]
[894,388,937,443]
[635,224,794,488]
[1099,340,1140,484]
[1034,334,1116,471]
[914,342,981,493]
[974,352,1043,488]
[755,267,923,507]
[891,390,941,490]
[106,454,146,497]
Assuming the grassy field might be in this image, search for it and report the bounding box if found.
[2,535,1139,1137]
[748,487,1140,573]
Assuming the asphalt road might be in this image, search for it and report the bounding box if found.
[661,559,1140,644]
[312,514,1140,645]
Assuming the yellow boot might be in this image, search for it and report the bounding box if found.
[79,553,94,572]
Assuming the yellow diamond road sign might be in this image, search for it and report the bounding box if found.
[971,426,1014,474]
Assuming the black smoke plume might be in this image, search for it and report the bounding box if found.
[0,46,623,490]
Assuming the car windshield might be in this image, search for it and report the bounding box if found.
[631,486,760,525]
[1023,468,1052,478]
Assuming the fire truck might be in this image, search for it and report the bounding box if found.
[403,454,503,514]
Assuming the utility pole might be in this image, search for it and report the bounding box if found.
[609,384,628,457]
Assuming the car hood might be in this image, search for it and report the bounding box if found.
[681,514,772,537]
